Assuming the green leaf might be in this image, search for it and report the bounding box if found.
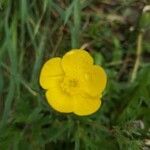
[93,51,104,65]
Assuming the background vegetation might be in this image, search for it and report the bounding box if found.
[0,0,150,149]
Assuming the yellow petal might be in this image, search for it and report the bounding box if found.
[45,77,73,113]
[61,49,93,77]
[73,95,101,116]
[39,57,64,89]
[81,65,107,97]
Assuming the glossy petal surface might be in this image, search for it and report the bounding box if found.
[61,49,93,77]
[40,57,64,89]
[81,65,107,96]
[46,77,73,113]
[73,95,101,116]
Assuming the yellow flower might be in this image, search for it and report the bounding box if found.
[39,49,107,116]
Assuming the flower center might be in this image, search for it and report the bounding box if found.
[61,77,78,95]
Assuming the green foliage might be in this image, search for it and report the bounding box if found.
[0,0,150,149]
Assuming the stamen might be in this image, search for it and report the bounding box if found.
[61,77,78,95]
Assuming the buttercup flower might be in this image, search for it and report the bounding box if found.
[39,49,107,116]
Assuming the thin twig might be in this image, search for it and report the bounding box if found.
[80,43,90,50]
[131,31,143,82]
[80,41,93,50]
